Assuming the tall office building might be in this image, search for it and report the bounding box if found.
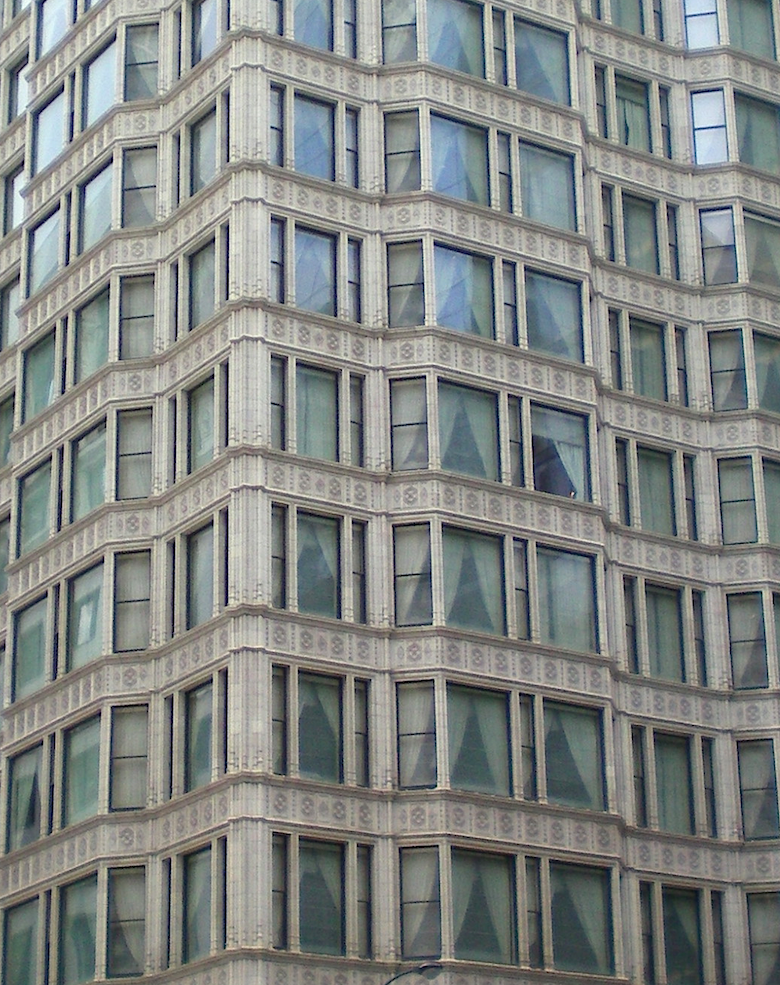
[1,0,780,983]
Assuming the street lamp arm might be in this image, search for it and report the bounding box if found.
[380,963,443,985]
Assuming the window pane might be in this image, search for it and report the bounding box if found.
[294,0,333,49]
[739,740,780,839]
[646,584,684,681]
[23,332,55,421]
[192,0,217,62]
[434,244,493,337]
[745,214,780,289]
[755,332,780,413]
[701,208,737,285]
[616,76,650,152]
[190,240,216,328]
[191,111,217,192]
[637,447,675,536]
[67,564,103,669]
[114,552,151,652]
[388,241,424,327]
[398,681,436,788]
[537,547,596,652]
[19,460,51,555]
[107,868,145,977]
[515,18,569,104]
[297,365,337,460]
[299,841,344,954]
[531,405,589,500]
[63,717,100,826]
[719,457,757,544]
[75,290,109,383]
[125,24,159,100]
[120,276,155,359]
[297,513,339,617]
[431,115,488,204]
[117,409,153,499]
[447,685,510,795]
[392,379,428,470]
[630,318,666,400]
[185,681,212,790]
[624,195,658,274]
[692,89,729,164]
[72,424,107,521]
[525,270,582,361]
[122,146,157,227]
[728,593,768,688]
[38,0,69,56]
[748,893,780,985]
[7,745,42,850]
[428,0,484,76]
[383,0,417,62]
[728,0,774,59]
[295,96,334,180]
[4,898,38,985]
[550,864,612,974]
[736,93,780,172]
[29,209,61,294]
[655,733,694,834]
[84,42,116,128]
[189,377,215,472]
[451,850,514,962]
[80,166,113,252]
[442,527,504,634]
[33,92,65,174]
[663,888,701,984]
[385,111,421,192]
[438,381,498,480]
[519,143,575,230]
[186,524,214,628]
[183,847,211,962]
[394,525,432,626]
[14,598,47,698]
[60,876,97,985]
[295,228,336,315]
[709,330,747,410]
[545,701,604,810]
[299,672,341,782]
[110,706,148,810]
[400,847,440,957]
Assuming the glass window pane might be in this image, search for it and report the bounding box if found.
[185,681,212,790]
[394,525,432,626]
[531,405,589,500]
[728,593,768,689]
[114,552,151,652]
[183,847,211,962]
[186,524,214,628]
[33,92,65,174]
[719,458,757,544]
[75,290,109,383]
[544,701,604,810]
[3,898,38,985]
[663,888,701,984]
[739,740,780,839]
[755,332,780,413]
[63,716,100,826]
[59,876,98,985]
[84,42,116,128]
[616,76,650,152]
[298,672,341,783]
[525,270,582,361]
[7,745,42,850]
[107,868,145,977]
[447,685,510,795]
[537,547,596,652]
[655,733,694,834]
[120,276,155,359]
[19,460,51,555]
[431,115,488,204]
[294,0,333,49]
[110,706,148,810]
[297,513,339,617]
[189,377,215,472]
[295,228,336,316]
[297,365,337,460]
[299,841,344,954]
[295,96,334,180]
[400,847,441,957]
[438,381,498,480]
[728,0,774,59]
[23,332,55,421]
[428,0,484,76]
[388,241,424,327]
[125,24,159,100]
[442,527,504,634]
[701,208,737,285]
[515,18,569,104]
[14,598,47,698]
[190,240,216,328]
[29,209,61,294]
[519,143,575,230]
[72,424,107,521]
[745,214,780,289]
[451,850,514,962]
[434,244,493,337]
[637,447,675,536]
[748,893,780,985]
[67,564,103,669]
[646,584,684,681]
[383,0,417,62]
[624,195,658,274]
[391,379,428,470]
[630,319,666,400]
[191,111,217,193]
[550,864,612,974]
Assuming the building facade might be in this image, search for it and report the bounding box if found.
[0,0,780,983]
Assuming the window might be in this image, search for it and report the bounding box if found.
[524,269,582,360]
[431,114,488,205]
[609,311,687,401]
[271,92,361,187]
[32,90,66,174]
[122,146,157,226]
[383,0,417,62]
[4,165,25,234]
[29,208,61,293]
[8,58,29,123]
[109,706,148,810]
[684,0,718,47]
[514,18,569,104]
[755,332,780,413]
[531,405,589,500]
[0,517,10,593]
[452,849,515,962]
[748,892,780,985]
[272,220,361,320]
[709,329,747,409]
[192,0,218,64]
[738,739,779,839]
[393,524,433,627]
[550,863,612,974]
[190,109,217,193]
[71,423,106,521]
[114,552,151,652]
[79,164,113,253]
[734,93,780,173]
[189,239,216,328]
[623,194,658,274]
[387,241,424,327]
[125,24,159,100]
[728,0,775,59]
[691,90,728,164]
[181,842,226,963]
[442,526,504,635]
[74,289,109,384]
[701,207,737,285]
[518,143,575,230]
[38,0,71,57]
[428,0,483,76]
[22,330,56,421]
[185,680,214,790]
[400,847,441,957]
[617,440,692,537]
[63,716,100,826]
[727,592,772,689]
[434,244,492,336]
[438,380,499,480]
[83,41,117,129]
[719,458,757,544]
[544,701,605,811]
[18,458,51,555]
[59,875,98,985]
[116,408,153,498]
[107,867,145,977]
[745,212,780,290]
[616,76,650,152]
[273,835,370,957]
[3,897,39,985]
[537,546,597,652]
[390,378,428,470]
[13,597,47,699]
[384,110,420,192]
[271,358,363,465]
[120,275,155,358]
[6,744,42,850]
[67,563,103,669]
[293,0,333,51]
[186,523,214,629]
[188,376,216,472]
[0,278,21,348]
[273,667,369,786]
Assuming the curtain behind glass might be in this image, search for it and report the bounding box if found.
[537,548,595,651]
[630,320,666,400]
[728,0,774,59]
[296,229,336,315]
[646,585,684,680]
[736,94,780,172]
[388,242,424,327]
[35,92,65,173]
[297,513,339,617]
[30,209,60,293]
[72,424,106,521]
[189,378,214,471]
[624,196,658,273]
[719,458,757,544]
[544,702,603,810]
[84,42,116,128]
[383,0,417,62]
[709,331,747,410]
[398,682,436,787]
[442,527,504,634]
[754,333,780,413]
[392,379,428,469]
[401,848,441,957]
[616,77,650,151]
[452,850,514,962]
[524,270,582,361]
[186,524,213,628]
[111,707,149,809]
[107,869,145,976]
[748,893,780,985]
[394,526,432,626]
[655,734,694,834]
[68,563,103,669]
[64,717,100,825]
[431,116,488,204]
[550,864,612,974]
[297,365,337,460]
[4,898,38,985]
[190,241,216,328]
[295,0,332,49]
[81,166,112,251]
[191,111,217,192]
[299,841,344,954]
[662,889,701,985]
[114,553,151,652]
[295,97,334,180]
[746,215,780,289]
[8,746,41,850]
[19,461,51,555]
[60,876,97,985]
[24,332,55,421]
[531,405,588,499]
[515,19,568,104]
[728,593,768,688]
[183,848,211,962]
[739,740,780,838]
[438,382,498,479]
[15,597,47,699]
[428,0,484,76]
[434,244,492,336]
[611,0,643,33]
[447,685,510,795]
[637,448,675,535]
[186,683,212,790]
[519,144,575,231]
[299,673,341,782]
[75,290,109,383]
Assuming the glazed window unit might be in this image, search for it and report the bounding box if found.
[393,522,599,651]
[738,738,780,840]
[160,670,228,797]
[271,504,367,623]
[272,666,369,786]
[594,66,671,157]
[608,309,688,404]
[387,239,585,360]
[166,510,228,634]
[170,92,229,200]
[692,88,780,172]
[594,0,665,40]
[726,590,780,690]
[400,845,614,974]
[390,376,591,499]
[397,680,607,812]
[272,834,371,956]
[701,206,780,290]
[623,576,707,685]
[270,356,364,466]
[164,836,227,965]
[708,327,780,414]
[5,704,148,851]
[270,218,361,322]
[614,437,697,539]
[718,455,780,545]
[601,185,680,278]
[271,0,358,58]
[384,110,577,228]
